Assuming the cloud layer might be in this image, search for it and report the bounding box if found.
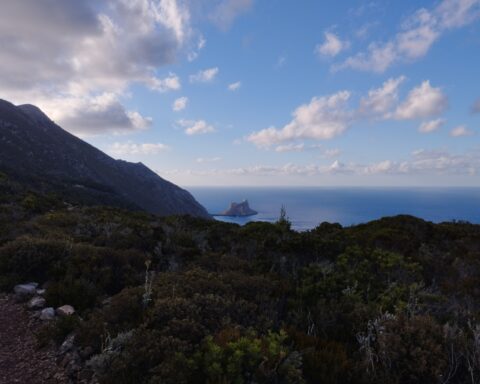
[337,0,480,73]
[109,141,170,156]
[0,0,190,135]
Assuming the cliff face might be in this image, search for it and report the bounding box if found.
[0,99,210,218]
[220,200,258,216]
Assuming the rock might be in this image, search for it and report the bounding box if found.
[14,283,38,296]
[40,307,55,320]
[59,334,75,355]
[36,288,46,295]
[56,305,75,317]
[27,296,46,310]
[219,199,258,217]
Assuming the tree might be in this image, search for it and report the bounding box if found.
[277,205,291,231]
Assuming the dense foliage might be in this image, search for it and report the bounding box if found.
[1,174,480,383]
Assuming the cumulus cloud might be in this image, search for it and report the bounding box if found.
[148,73,181,92]
[172,96,188,111]
[209,0,253,30]
[450,125,473,137]
[247,91,352,147]
[177,119,215,135]
[189,67,219,83]
[359,76,406,116]
[109,141,169,156]
[335,42,397,73]
[394,81,448,120]
[0,0,191,135]
[248,77,447,148]
[315,32,349,57]
[228,81,242,91]
[337,0,480,73]
[419,118,445,133]
[41,93,152,136]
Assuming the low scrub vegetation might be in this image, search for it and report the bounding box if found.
[1,182,480,383]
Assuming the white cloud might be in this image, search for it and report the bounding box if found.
[196,157,221,163]
[247,91,351,147]
[177,119,215,135]
[209,0,253,30]
[337,0,480,73]
[394,81,448,120]
[109,141,170,156]
[275,143,305,152]
[247,78,450,148]
[147,73,181,92]
[335,41,397,73]
[0,0,191,135]
[172,96,188,111]
[315,32,349,57]
[407,148,479,174]
[42,93,152,136]
[228,81,242,91]
[450,125,473,137]
[436,0,480,29]
[359,76,406,116]
[363,160,395,175]
[323,148,341,158]
[187,35,207,61]
[164,148,480,180]
[189,67,219,83]
[419,118,445,133]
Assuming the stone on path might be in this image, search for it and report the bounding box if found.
[40,307,55,321]
[0,294,68,383]
[14,283,38,296]
[56,305,75,317]
[27,296,46,310]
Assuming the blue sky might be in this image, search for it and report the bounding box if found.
[1,0,480,186]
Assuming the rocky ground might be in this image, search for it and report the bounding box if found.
[0,294,68,384]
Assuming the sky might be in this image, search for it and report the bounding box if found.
[1,0,480,187]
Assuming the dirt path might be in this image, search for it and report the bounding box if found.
[0,294,68,384]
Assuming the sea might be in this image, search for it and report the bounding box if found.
[189,187,480,231]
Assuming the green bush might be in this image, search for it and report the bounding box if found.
[0,236,70,289]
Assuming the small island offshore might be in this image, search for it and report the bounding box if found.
[217,199,258,217]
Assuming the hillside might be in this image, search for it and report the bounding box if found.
[1,178,480,383]
[0,99,209,218]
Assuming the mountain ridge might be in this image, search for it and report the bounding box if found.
[0,99,210,218]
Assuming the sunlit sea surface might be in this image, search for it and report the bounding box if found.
[189,187,480,231]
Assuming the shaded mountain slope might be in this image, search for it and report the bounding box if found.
[0,99,209,218]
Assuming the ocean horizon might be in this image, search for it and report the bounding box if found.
[189,186,480,231]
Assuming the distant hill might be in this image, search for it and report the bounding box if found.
[0,99,210,218]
